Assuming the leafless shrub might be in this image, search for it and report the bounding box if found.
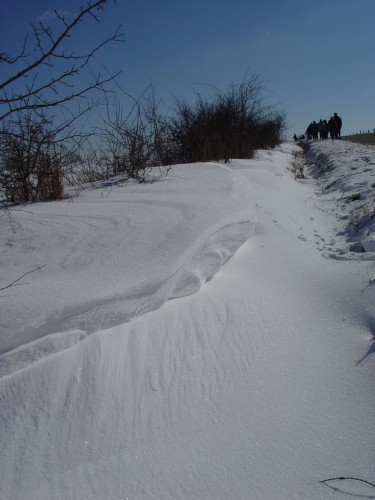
[82,89,173,184]
[296,140,309,154]
[0,113,64,202]
[169,76,286,164]
[289,149,305,180]
[0,1,124,203]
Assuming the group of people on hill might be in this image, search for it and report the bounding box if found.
[294,113,342,142]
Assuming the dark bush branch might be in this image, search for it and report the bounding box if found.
[0,265,46,292]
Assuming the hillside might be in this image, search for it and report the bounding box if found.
[342,132,375,146]
[0,141,374,499]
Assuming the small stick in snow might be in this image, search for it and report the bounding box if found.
[320,477,375,488]
[0,265,46,292]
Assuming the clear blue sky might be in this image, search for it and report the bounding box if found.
[2,0,375,139]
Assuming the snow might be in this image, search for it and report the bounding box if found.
[0,141,374,499]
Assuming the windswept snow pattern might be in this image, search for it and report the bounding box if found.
[0,161,255,360]
[0,142,374,500]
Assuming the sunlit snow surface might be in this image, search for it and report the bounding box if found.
[0,142,374,499]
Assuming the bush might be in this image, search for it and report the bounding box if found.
[83,92,173,184]
[169,77,286,163]
[0,113,64,203]
[289,149,305,180]
[0,78,287,203]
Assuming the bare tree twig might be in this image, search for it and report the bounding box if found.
[0,1,125,204]
[0,0,124,121]
[320,477,375,488]
[0,265,46,292]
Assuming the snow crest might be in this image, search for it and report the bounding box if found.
[0,216,254,377]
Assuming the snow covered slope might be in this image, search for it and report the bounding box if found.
[0,142,374,499]
[0,160,256,358]
[307,140,375,257]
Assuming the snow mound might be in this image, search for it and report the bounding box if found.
[0,159,256,373]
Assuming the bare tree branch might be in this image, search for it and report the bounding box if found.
[0,36,30,65]
[0,0,125,121]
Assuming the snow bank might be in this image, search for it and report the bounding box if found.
[306,140,375,259]
[0,142,374,500]
[0,161,256,359]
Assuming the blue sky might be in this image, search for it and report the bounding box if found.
[2,0,375,139]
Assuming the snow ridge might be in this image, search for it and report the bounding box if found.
[0,216,254,376]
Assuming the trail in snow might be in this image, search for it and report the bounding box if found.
[306,140,375,258]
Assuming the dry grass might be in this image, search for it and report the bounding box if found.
[341,133,375,146]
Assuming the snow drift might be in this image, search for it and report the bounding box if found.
[0,142,374,499]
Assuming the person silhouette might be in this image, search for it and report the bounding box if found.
[333,113,342,139]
